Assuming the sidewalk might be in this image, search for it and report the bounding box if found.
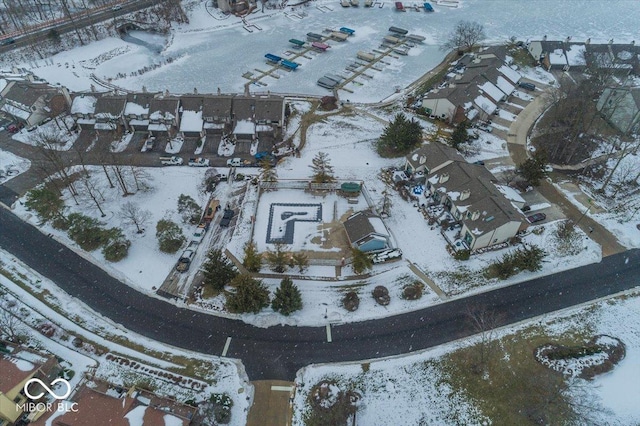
[247,380,295,426]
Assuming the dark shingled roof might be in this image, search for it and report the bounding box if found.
[202,95,233,120]
[343,211,379,244]
[2,81,60,107]
[94,95,126,117]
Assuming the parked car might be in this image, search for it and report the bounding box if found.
[219,209,234,227]
[188,157,210,167]
[160,156,183,166]
[7,124,20,133]
[0,37,16,46]
[527,213,546,223]
[176,249,195,272]
[518,82,536,91]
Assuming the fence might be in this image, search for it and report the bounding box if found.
[259,179,364,191]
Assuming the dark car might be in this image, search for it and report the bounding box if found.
[527,213,546,223]
[518,82,536,91]
[7,124,19,133]
[219,209,234,227]
[0,37,16,46]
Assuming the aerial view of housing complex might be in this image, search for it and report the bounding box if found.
[1,0,639,424]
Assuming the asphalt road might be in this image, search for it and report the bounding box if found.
[1,206,638,380]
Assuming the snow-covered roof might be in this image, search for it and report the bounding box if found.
[256,124,274,132]
[1,103,30,120]
[129,119,149,126]
[0,78,7,93]
[368,217,388,237]
[498,64,521,84]
[466,108,479,120]
[71,95,97,115]
[179,110,203,132]
[495,76,515,96]
[125,101,149,116]
[565,44,586,66]
[150,111,175,120]
[549,48,568,65]
[473,95,497,115]
[94,122,116,130]
[203,122,225,129]
[494,184,525,204]
[233,119,255,135]
[149,123,170,131]
[478,81,504,102]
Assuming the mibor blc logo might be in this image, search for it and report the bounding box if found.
[18,378,79,414]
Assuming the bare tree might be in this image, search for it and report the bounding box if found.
[0,303,26,343]
[129,166,151,192]
[600,138,640,193]
[441,20,486,53]
[33,130,79,203]
[119,202,151,234]
[466,304,500,373]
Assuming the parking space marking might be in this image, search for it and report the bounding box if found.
[326,324,332,343]
[222,337,232,357]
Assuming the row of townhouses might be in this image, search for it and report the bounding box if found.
[405,142,527,251]
[0,77,286,141]
[421,47,522,124]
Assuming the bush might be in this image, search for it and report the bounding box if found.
[226,274,270,313]
[210,393,233,424]
[66,213,112,251]
[156,219,185,253]
[272,277,303,315]
[306,381,360,426]
[342,291,360,312]
[454,249,471,261]
[372,286,390,306]
[402,282,424,300]
[24,186,64,225]
[51,216,70,230]
[484,244,546,279]
[376,113,423,157]
[202,250,238,291]
[102,229,131,262]
[351,248,373,274]
[177,194,201,224]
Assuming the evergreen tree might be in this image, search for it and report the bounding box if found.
[226,274,270,313]
[156,219,185,253]
[309,152,336,183]
[376,113,423,157]
[102,228,131,262]
[260,158,278,183]
[271,277,303,315]
[242,241,262,273]
[517,150,548,186]
[292,252,309,273]
[177,194,202,224]
[24,186,65,225]
[203,249,238,291]
[350,248,373,274]
[449,121,469,150]
[265,243,289,273]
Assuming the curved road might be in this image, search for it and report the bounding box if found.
[1,206,638,380]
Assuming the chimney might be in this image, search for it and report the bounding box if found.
[439,173,449,183]
[460,189,470,201]
[193,87,198,94]
[565,36,572,43]
[543,35,547,41]
[609,39,614,45]
[471,210,480,221]
[632,40,636,46]
[165,89,169,97]
[419,155,426,165]
[59,86,72,109]
[585,38,591,45]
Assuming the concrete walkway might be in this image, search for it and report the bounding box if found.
[506,91,626,257]
[247,380,295,426]
[407,260,447,300]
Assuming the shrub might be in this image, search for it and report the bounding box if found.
[242,241,262,273]
[102,229,131,262]
[51,216,70,230]
[177,194,201,224]
[265,243,289,273]
[66,213,112,251]
[351,248,373,274]
[402,282,424,300]
[24,186,64,225]
[210,393,234,424]
[202,250,238,291]
[372,286,390,306]
[156,219,185,253]
[342,291,360,312]
[454,249,471,260]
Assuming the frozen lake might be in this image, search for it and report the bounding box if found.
[23,0,640,102]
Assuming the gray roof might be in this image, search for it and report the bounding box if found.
[179,95,203,112]
[343,211,380,244]
[126,92,155,108]
[149,97,179,116]
[255,96,284,122]
[406,142,464,172]
[2,81,59,107]
[202,95,232,119]
[232,96,256,121]
[94,95,126,117]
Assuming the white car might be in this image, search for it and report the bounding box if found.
[188,158,210,167]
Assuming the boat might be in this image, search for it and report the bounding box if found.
[350,0,359,5]
[307,32,323,41]
[289,38,305,47]
[264,53,282,63]
[395,1,405,11]
[280,60,299,70]
[330,31,349,41]
[357,51,375,62]
[383,35,401,44]
[406,34,426,43]
[393,47,409,55]
[365,0,373,6]
[317,77,338,89]
[311,41,330,51]
[423,2,434,11]
[324,74,344,84]
[339,27,355,35]
[341,0,350,7]
[388,26,408,35]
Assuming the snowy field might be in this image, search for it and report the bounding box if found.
[0,149,30,183]
[13,0,639,103]
[293,288,640,425]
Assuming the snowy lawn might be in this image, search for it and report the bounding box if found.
[0,149,30,183]
[293,288,640,425]
[11,116,80,151]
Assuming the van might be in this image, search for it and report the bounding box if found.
[518,82,536,91]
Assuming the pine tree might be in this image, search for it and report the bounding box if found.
[376,113,423,157]
[260,158,278,183]
[156,219,185,253]
[292,252,309,273]
[449,121,469,150]
[203,250,238,290]
[265,243,289,273]
[226,274,270,313]
[310,152,336,183]
[177,194,202,224]
[243,241,262,273]
[351,247,373,274]
[271,277,303,315]
[517,150,548,186]
[24,186,65,225]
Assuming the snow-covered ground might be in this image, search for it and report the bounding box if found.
[0,149,30,183]
[12,0,637,103]
[293,288,640,425]
[11,116,80,151]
